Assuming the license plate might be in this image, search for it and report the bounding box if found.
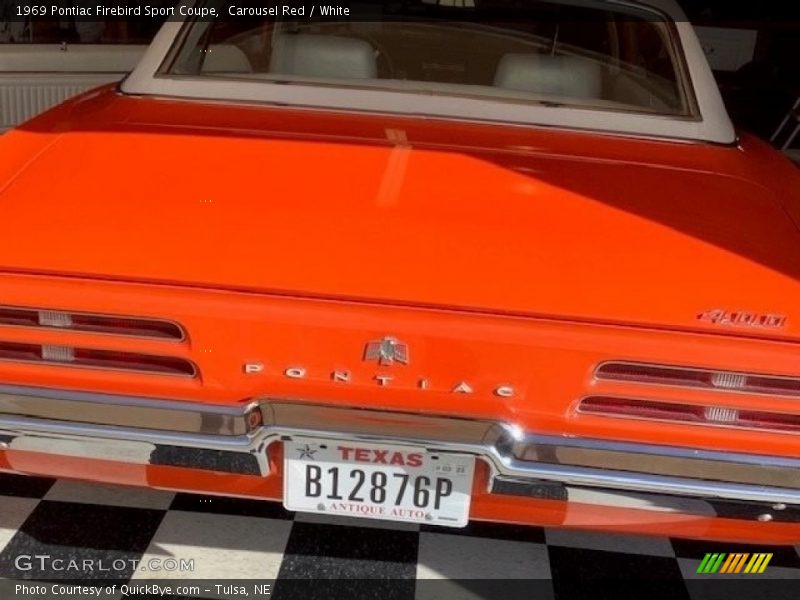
[283,438,474,527]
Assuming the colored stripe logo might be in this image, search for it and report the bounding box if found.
[696,553,773,574]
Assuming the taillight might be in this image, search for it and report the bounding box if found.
[0,341,196,377]
[579,396,800,434]
[595,362,800,397]
[580,397,705,423]
[737,411,800,433]
[0,306,184,341]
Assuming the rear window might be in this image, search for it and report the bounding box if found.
[162,0,695,117]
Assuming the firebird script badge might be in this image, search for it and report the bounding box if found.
[364,337,409,366]
[698,309,786,329]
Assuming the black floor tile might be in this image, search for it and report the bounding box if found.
[275,522,418,599]
[549,546,690,599]
[0,474,56,498]
[0,500,165,580]
[421,521,546,543]
[278,521,418,579]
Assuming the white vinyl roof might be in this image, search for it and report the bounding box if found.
[121,0,735,144]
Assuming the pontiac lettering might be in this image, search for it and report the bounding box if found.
[243,362,515,397]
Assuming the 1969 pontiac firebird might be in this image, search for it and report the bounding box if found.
[2,0,800,544]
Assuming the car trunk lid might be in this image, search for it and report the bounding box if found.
[2,105,799,342]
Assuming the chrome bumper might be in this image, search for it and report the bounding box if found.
[1,384,799,523]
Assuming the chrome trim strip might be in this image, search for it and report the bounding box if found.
[260,401,508,448]
[496,456,800,505]
[0,384,246,434]
[2,385,800,508]
[1,414,256,450]
[511,431,800,469]
[491,477,800,523]
[0,415,265,475]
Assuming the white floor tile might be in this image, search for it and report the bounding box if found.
[0,497,39,550]
[544,528,675,557]
[416,532,550,579]
[44,480,175,510]
[130,511,292,580]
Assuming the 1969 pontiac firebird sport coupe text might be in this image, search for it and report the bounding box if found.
[2,0,800,543]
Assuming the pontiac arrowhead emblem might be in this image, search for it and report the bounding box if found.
[364,337,409,366]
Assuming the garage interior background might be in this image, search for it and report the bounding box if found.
[682,1,799,157]
[0,1,799,160]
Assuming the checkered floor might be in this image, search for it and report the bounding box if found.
[2,474,799,598]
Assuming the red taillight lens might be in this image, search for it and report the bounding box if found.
[737,411,800,433]
[0,306,184,341]
[595,362,800,397]
[72,348,196,376]
[70,315,184,340]
[579,396,800,434]
[579,397,706,423]
[0,341,195,377]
